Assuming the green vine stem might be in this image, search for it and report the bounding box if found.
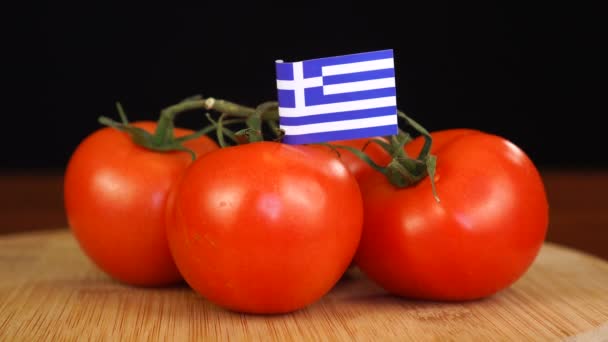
[329,111,439,202]
[190,96,437,198]
[98,97,236,160]
[151,95,280,146]
[234,101,278,144]
[266,120,283,140]
[100,95,437,199]
[204,113,240,147]
[201,97,279,120]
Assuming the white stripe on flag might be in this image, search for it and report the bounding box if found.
[281,115,397,136]
[278,96,396,117]
[323,77,396,95]
[321,58,394,76]
[277,77,323,90]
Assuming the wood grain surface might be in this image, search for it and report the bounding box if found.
[1,230,607,341]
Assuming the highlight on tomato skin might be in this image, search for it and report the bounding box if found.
[64,121,219,286]
[353,129,549,301]
[165,141,364,314]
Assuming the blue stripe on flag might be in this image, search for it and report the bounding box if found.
[277,89,295,108]
[283,125,398,145]
[279,106,396,126]
[303,49,393,78]
[322,68,395,85]
[304,86,396,106]
[276,62,294,80]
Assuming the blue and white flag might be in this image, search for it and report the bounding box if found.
[275,49,398,145]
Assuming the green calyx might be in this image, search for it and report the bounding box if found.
[98,97,218,160]
[330,111,439,202]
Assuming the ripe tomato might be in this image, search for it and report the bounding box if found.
[64,121,218,286]
[355,129,549,300]
[329,137,391,181]
[166,142,363,314]
[315,137,391,271]
[331,130,476,183]
[404,128,480,156]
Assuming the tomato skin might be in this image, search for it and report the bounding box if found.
[166,141,363,313]
[333,130,480,181]
[355,130,549,300]
[64,121,219,286]
[330,137,392,181]
[404,128,480,156]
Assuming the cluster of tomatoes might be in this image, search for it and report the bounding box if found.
[64,97,549,314]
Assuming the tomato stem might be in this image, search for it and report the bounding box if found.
[203,97,279,120]
[266,120,282,139]
[116,102,129,125]
[397,112,439,201]
[98,100,217,160]
[101,96,437,201]
[151,95,267,146]
[328,143,387,174]
[327,112,440,201]
[231,101,278,144]
[205,113,239,147]
[156,95,281,146]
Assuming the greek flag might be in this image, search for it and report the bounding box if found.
[275,49,398,145]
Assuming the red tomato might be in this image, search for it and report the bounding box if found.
[330,137,391,181]
[64,121,219,286]
[355,129,549,300]
[404,128,480,156]
[317,137,391,271]
[332,130,477,182]
[166,142,363,314]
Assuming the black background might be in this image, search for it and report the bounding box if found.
[4,2,604,170]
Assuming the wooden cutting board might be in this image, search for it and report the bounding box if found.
[1,230,607,341]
